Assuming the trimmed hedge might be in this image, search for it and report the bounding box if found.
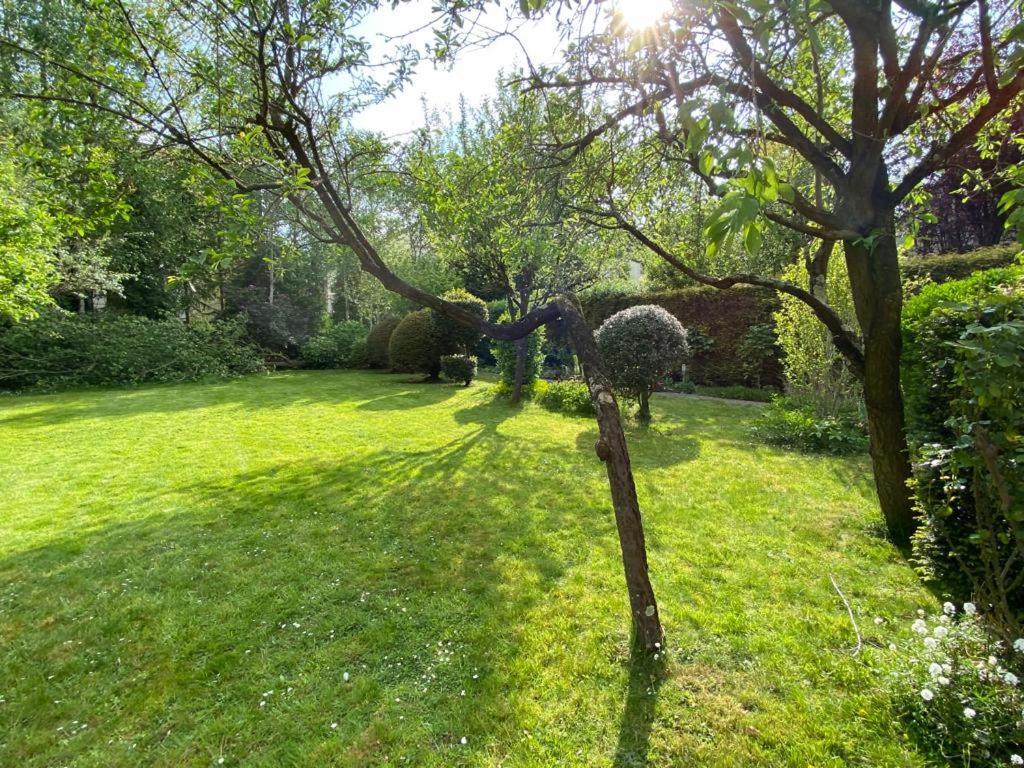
[902,244,1020,286]
[441,354,477,386]
[366,315,400,369]
[0,313,265,391]
[388,310,441,378]
[555,285,783,388]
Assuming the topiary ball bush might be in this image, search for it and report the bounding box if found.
[595,304,689,423]
[441,354,477,386]
[388,310,442,379]
[431,289,489,354]
[366,315,401,369]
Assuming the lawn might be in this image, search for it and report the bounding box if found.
[0,371,935,767]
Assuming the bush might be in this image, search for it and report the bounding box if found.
[388,310,442,379]
[431,289,488,354]
[538,379,592,416]
[887,604,1024,766]
[595,305,688,423]
[366,315,400,368]
[903,266,1024,638]
[751,397,868,455]
[440,354,477,386]
[0,313,265,391]
[774,255,861,416]
[493,314,544,394]
[902,244,1020,287]
[299,320,368,369]
[695,384,776,402]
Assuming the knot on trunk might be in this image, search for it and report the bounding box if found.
[595,437,611,462]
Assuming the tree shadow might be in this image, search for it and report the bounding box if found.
[574,425,700,470]
[612,644,668,768]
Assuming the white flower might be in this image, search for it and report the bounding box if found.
[912,619,928,635]
[343,672,350,682]
[963,602,977,615]
[460,737,468,745]
[1014,638,1024,653]
[928,662,943,677]
[963,707,976,719]
[933,625,948,638]
[943,602,956,615]
[1012,756,1023,766]
[874,617,884,625]
[924,637,939,649]
[937,676,950,686]
[920,688,934,701]
[1006,672,1020,686]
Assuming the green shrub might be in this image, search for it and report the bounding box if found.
[299,320,368,369]
[388,310,442,379]
[903,267,1024,637]
[901,244,1020,286]
[366,315,400,369]
[0,313,265,391]
[595,305,688,423]
[440,354,477,386]
[695,384,776,402]
[751,397,868,455]
[538,379,593,416]
[774,255,861,416]
[431,289,488,354]
[493,314,544,393]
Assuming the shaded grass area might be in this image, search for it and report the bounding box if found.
[0,371,933,766]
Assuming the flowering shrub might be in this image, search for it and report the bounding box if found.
[890,603,1023,766]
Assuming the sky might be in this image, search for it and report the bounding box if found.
[348,1,566,137]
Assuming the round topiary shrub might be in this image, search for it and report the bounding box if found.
[595,304,689,423]
[366,315,400,369]
[431,289,489,354]
[388,309,442,379]
[441,354,477,386]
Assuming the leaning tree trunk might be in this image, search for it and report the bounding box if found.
[637,391,652,425]
[843,232,916,544]
[556,297,665,651]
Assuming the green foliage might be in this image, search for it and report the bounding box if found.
[902,245,1021,288]
[693,384,776,402]
[595,305,688,420]
[903,268,1024,637]
[774,255,861,415]
[537,379,593,416]
[388,310,442,378]
[366,315,400,368]
[430,289,488,354]
[300,321,368,369]
[440,354,477,386]
[493,314,544,392]
[888,607,1024,767]
[752,397,868,455]
[0,313,264,391]
[0,150,59,321]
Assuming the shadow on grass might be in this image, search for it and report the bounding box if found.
[613,645,667,768]
[0,404,631,764]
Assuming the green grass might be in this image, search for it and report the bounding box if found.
[0,371,934,767]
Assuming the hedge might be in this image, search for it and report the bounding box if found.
[366,315,400,368]
[901,243,1020,286]
[551,285,783,388]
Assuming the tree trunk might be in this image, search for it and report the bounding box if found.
[556,297,665,652]
[510,337,527,404]
[843,233,916,544]
[637,390,651,425]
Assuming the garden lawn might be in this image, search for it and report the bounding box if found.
[0,371,935,767]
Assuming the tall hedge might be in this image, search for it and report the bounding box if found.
[561,285,782,388]
[366,315,400,368]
